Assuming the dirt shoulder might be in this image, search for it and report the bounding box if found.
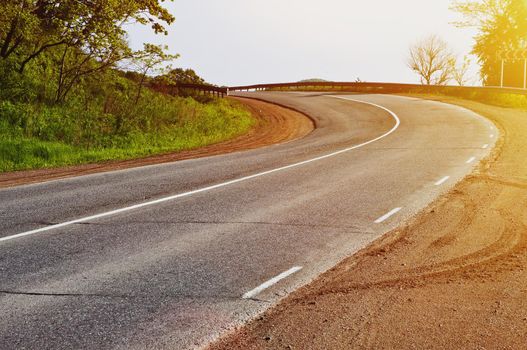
[0,97,313,189]
[208,96,527,350]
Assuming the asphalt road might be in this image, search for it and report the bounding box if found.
[0,92,496,349]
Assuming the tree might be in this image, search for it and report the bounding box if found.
[450,55,472,86]
[451,0,527,85]
[148,68,209,99]
[0,0,175,73]
[131,44,179,105]
[54,37,132,103]
[408,35,454,85]
[163,68,206,85]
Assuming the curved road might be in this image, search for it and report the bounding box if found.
[0,92,496,349]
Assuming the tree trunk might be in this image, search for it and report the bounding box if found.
[1,16,20,58]
[135,73,147,105]
[55,46,69,103]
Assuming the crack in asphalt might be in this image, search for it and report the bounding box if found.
[0,290,246,302]
[116,220,373,231]
[27,220,374,233]
[35,221,58,226]
[0,290,131,299]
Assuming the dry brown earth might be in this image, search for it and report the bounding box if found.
[209,96,527,350]
[0,97,313,188]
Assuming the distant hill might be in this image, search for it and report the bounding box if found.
[298,78,329,83]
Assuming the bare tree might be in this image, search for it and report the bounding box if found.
[450,55,472,86]
[407,35,454,85]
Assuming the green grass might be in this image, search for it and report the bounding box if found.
[0,95,255,172]
[397,89,527,111]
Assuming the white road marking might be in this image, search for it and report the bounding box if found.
[1,96,400,244]
[434,176,450,186]
[242,266,303,299]
[490,134,495,138]
[374,207,402,224]
[482,144,489,149]
[466,156,476,164]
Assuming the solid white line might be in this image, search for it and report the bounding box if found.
[466,156,476,164]
[434,176,450,186]
[374,207,402,224]
[482,144,489,149]
[1,96,400,244]
[242,266,303,299]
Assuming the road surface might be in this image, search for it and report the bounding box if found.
[0,92,496,349]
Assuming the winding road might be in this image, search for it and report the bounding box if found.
[0,92,496,349]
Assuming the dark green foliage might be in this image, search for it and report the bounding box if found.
[151,68,216,102]
[162,68,207,84]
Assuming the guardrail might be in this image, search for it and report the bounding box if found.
[150,83,228,97]
[152,81,527,100]
[177,83,228,97]
[227,81,527,97]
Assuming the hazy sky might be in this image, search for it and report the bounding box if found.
[127,0,479,86]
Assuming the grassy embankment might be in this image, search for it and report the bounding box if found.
[0,1,259,173]
[0,86,254,172]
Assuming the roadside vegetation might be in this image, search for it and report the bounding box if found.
[408,0,527,88]
[413,87,527,110]
[0,90,253,172]
[0,1,253,172]
[404,0,527,109]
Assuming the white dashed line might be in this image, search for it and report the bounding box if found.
[434,176,450,186]
[482,144,489,149]
[242,266,303,299]
[374,207,402,224]
[466,157,476,164]
[490,134,495,138]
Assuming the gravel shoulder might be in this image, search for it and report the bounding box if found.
[208,96,527,350]
[0,97,313,189]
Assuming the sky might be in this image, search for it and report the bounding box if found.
[126,0,479,86]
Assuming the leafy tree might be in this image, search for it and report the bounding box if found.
[452,0,527,85]
[408,35,454,85]
[150,68,210,100]
[0,1,38,60]
[130,44,179,105]
[163,68,206,85]
[0,0,175,73]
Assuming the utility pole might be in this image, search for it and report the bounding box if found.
[524,58,527,89]
[500,59,505,88]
